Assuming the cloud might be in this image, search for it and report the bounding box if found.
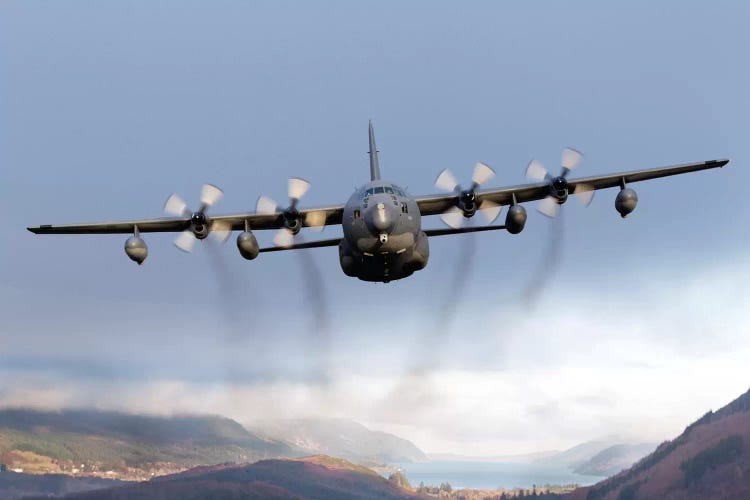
[1,258,749,455]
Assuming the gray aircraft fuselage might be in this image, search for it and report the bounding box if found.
[338,124,430,282]
[339,180,429,282]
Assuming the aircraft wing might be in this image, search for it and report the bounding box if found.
[27,205,345,234]
[415,159,729,216]
[27,159,727,234]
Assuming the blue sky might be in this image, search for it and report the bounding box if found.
[1,1,749,454]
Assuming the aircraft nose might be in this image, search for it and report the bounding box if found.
[365,200,398,235]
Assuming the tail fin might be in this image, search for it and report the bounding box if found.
[368,121,381,181]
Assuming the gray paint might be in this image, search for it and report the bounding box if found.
[340,172,426,282]
[368,121,381,181]
[615,188,639,218]
[340,126,427,281]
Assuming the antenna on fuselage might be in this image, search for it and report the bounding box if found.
[368,120,381,181]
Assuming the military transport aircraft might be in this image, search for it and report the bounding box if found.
[28,123,728,282]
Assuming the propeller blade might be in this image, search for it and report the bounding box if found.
[164,194,189,217]
[561,148,583,171]
[256,195,279,215]
[305,210,327,231]
[573,183,595,206]
[174,230,197,252]
[273,228,295,248]
[526,159,549,181]
[478,200,502,224]
[210,220,232,243]
[288,177,310,201]
[472,162,495,187]
[537,196,560,218]
[440,206,465,229]
[200,183,224,209]
[435,169,459,192]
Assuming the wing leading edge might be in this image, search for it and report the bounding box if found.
[27,205,344,235]
[415,159,729,216]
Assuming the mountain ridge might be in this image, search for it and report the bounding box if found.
[0,408,296,480]
[568,387,750,500]
[247,418,427,464]
[0,408,427,484]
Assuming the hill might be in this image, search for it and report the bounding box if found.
[535,441,615,470]
[569,387,750,500]
[0,471,128,500]
[573,443,657,477]
[0,409,295,480]
[55,455,421,499]
[248,418,427,463]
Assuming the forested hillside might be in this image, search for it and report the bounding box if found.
[0,409,295,479]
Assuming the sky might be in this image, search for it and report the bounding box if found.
[1,1,749,456]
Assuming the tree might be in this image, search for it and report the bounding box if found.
[440,482,453,493]
[388,470,412,489]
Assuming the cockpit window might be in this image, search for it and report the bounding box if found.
[365,188,375,196]
[384,186,394,194]
[374,186,385,194]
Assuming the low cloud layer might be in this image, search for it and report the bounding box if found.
[2,258,748,455]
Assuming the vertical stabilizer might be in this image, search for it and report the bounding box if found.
[368,121,381,181]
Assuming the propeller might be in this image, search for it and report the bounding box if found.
[434,162,502,229]
[164,184,232,252]
[256,177,332,380]
[521,149,594,306]
[525,148,595,218]
[256,177,327,248]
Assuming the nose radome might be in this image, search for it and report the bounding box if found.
[366,200,399,235]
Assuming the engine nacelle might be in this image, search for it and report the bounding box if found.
[124,236,148,265]
[505,205,527,234]
[190,212,210,239]
[236,231,259,260]
[615,188,638,218]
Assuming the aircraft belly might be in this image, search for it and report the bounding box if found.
[338,230,429,283]
[356,251,412,282]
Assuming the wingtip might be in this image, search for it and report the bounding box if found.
[28,224,54,234]
[702,159,730,168]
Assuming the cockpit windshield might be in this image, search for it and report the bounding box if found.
[364,185,406,197]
